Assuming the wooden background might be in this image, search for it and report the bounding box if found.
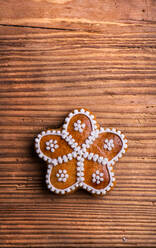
[0,0,156,247]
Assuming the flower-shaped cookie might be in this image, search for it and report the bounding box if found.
[35,108,127,195]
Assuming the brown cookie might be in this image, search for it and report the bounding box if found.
[35,108,127,195]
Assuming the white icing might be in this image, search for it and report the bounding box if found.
[45,165,78,194]
[92,170,104,184]
[76,159,85,182]
[62,108,98,151]
[98,127,128,166]
[45,139,59,152]
[82,158,115,195]
[74,120,86,133]
[56,169,69,182]
[93,154,99,162]
[35,109,128,195]
[104,138,114,151]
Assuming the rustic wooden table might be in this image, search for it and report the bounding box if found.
[0,0,156,247]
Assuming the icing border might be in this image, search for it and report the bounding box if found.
[62,108,99,150]
[46,164,78,195]
[99,127,128,166]
[35,130,74,165]
[45,159,115,195]
[35,108,128,195]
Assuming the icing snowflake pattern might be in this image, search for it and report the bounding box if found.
[104,139,114,151]
[45,139,59,152]
[92,170,104,184]
[35,108,128,195]
[74,120,85,133]
[56,169,69,182]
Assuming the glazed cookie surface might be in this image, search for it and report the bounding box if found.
[35,108,127,195]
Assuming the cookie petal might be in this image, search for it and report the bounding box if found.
[46,159,78,194]
[87,128,128,165]
[62,108,99,147]
[82,158,115,195]
[35,130,73,165]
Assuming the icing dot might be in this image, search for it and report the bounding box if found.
[67,153,73,160]
[104,138,114,151]
[92,170,104,185]
[56,170,69,183]
[63,155,68,163]
[73,120,86,133]
[58,157,63,164]
[45,139,59,152]
[93,154,99,162]
[74,109,79,114]
[52,159,58,166]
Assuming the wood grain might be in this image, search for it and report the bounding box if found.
[0,0,156,31]
[0,0,156,247]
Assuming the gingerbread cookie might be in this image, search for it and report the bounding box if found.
[35,109,127,195]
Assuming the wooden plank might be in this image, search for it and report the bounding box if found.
[0,0,156,31]
[0,9,156,248]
